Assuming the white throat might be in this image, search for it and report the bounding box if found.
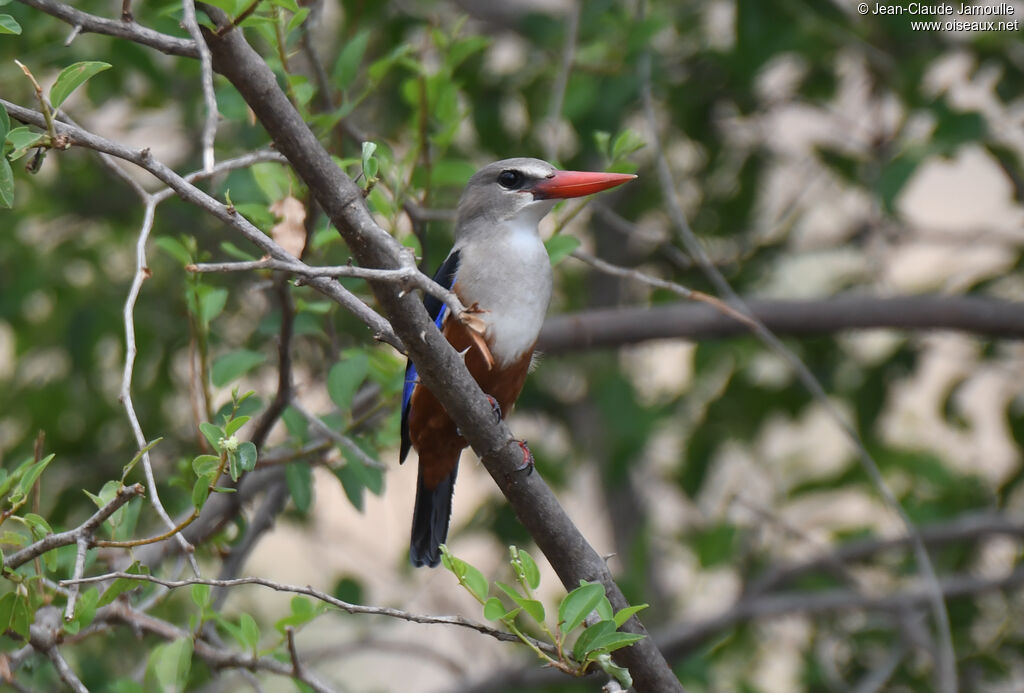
[453,214,553,367]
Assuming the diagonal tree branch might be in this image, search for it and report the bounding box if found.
[197,12,683,691]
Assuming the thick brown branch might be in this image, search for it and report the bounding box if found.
[537,295,1024,354]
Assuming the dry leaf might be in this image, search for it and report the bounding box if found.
[269,195,307,258]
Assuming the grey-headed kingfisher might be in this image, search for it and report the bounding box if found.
[400,158,636,567]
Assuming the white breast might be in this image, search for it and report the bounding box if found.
[453,223,552,367]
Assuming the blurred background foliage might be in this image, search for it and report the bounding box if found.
[2,0,1024,691]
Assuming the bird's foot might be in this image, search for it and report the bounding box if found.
[513,440,535,475]
[486,395,502,422]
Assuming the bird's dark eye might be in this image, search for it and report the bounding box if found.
[497,169,523,189]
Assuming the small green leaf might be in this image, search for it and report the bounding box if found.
[611,129,646,161]
[334,29,370,90]
[0,104,9,142]
[327,352,369,411]
[559,581,605,633]
[594,652,633,688]
[154,236,192,266]
[0,14,21,34]
[237,441,258,473]
[586,631,646,657]
[0,157,12,208]
[190,583,211,609]
[191,477,211,509]
[571,619,615,661]
[286,462,313,513]
[251,162,292,203]
[483,597,506,620]
[0,594,15,632]
[199,422,223,451]
[239,612,260,651]
[545,234,581,266]
[192,454,221,477]
[613,603,648,628]
[461,562,488,603]
[198,286,229,326]
[49,61,112,108]
[122,438,162,482]
[516,548,541,591]
[148,637,193,693]
[211,349,265,387]
[18,453,54,499]
[224,415,251,437]
[5,127,44,161]
[361,141,378,180]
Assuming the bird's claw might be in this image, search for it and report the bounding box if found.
[514,440,534,475]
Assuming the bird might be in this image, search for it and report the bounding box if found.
[400,157,636,567]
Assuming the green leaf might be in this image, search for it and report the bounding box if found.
[483,597,506,620]
[545,234,581,266]
[571,619,615,661]
[275,596,318,633]
[586,630,645,655]
[461,562,489,603]
[198,286,229,326]
[154,236,192,266]
[0,14,21,34]
[334,29,370,90]
[239,612,260,651]
[0,594,14,633]
[0,103,9,142]
[190,583,211,609]
[191,477,211,510]
[361,141,378,180]
[192,454,221,478]
[67,587,99,634]
[199,422,223,451]
[559,581,605,633]
[611,128,646,161]
[0,157,12,208]
[49,61,112,108]
[692,524,738,568]
[5,127,44,161]
[517,548,541,591]
[613,603,648,628]
[327,352,369,411]
[286,462,313,513]
[211,349,265,387]
[148,637,193,693]
[237,441,258,473]
[251,162,291,203]
[17,453,54,500]
[224,415,251,437]
[495,581,544,622]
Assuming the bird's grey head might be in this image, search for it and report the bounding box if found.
[454,158,560,240]
[453,158,637,243]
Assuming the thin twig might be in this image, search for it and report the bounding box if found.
[1,99,400,348]
[121,197,199,571]
[63,571,553,652]
[44,647,89,693]
[541,1,579,162]
[16,0,197,56]
[186,255,468,327]
[4,484,145,570]
[181,0,219,173]
[289,400,386,470]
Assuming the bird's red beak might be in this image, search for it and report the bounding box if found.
[531,170,637,199]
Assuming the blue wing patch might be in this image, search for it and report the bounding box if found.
[400,249,462,464]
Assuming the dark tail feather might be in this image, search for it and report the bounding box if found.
[410,464,458,567]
